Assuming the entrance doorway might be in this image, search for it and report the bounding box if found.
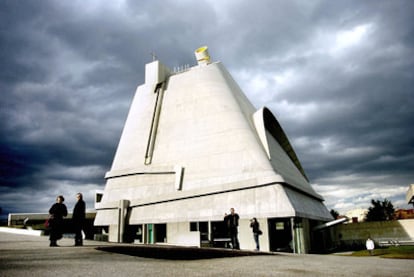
[154,223,166,243]
[268,218,293,252]
[211,220,231,248]
[190,221,209,245]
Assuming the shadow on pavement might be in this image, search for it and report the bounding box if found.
[96,245,275,260]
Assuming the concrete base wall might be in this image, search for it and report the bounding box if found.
[167,222,200,247]
[109,225,119,242]
[154,219,271,251]
[104,218,279,252]
[332,219,414,248]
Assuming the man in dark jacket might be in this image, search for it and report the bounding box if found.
[72,193,86,246]
[224,208,240,249]
[48,195,68,247]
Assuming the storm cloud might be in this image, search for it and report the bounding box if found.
[1,0,413,216]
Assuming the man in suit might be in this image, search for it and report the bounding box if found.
[72,193,86,246]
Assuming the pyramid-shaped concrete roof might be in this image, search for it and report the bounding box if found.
[95,48,332,225]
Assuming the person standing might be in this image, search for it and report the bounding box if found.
[224,208,240,249]
[250,217,261,251]
[48,195,68,247]
[72,192,86,246]
[366,237,375,256]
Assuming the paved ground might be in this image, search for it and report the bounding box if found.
[0,230,413,277]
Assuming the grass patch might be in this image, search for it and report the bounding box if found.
[351,246,414,259]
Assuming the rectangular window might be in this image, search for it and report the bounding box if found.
[190,222,198,232]
[276,222,285,230]
[190,221,208,232]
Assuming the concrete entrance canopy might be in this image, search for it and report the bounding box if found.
[94,47,332,252]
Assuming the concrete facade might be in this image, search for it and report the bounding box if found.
[94,47,332,253]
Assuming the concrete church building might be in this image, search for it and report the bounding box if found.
[94,46,332,253]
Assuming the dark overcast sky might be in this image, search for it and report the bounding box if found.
[1,0,414,218]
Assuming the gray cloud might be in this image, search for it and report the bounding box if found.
[1,0,413,217]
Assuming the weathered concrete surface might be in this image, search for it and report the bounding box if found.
[0,231,413,277]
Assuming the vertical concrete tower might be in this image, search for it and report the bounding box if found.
[94,47,332,253]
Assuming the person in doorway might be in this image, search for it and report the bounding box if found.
[224,208,240,249]
[48,195,68,247]
[366,237,375,255]
[72,192,86,246]
[250,217,261,251]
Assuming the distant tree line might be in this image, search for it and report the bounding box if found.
[365,199,395,221]
[330,198,396,222]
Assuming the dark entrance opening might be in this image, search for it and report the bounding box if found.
[268,218,293,252]
[154,223,166,243]
[190,221,209,245]
[310,220,333,253]
[211,220,230,248]
[124,224,143,243]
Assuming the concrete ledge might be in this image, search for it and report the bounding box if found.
[0,227,43,236]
